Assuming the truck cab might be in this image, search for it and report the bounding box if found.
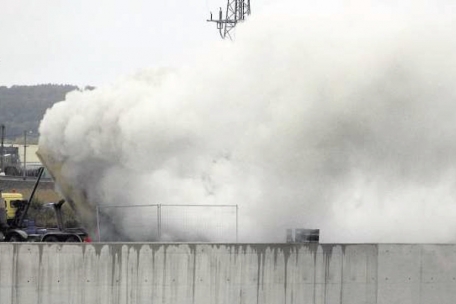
[1,191,23,222]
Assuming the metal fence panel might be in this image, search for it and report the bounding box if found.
[96,205,160,241]
[96,204,238,242]
[159,205,238,242]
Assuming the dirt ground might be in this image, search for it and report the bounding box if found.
[0,178,62,203]
[15,188,62,203]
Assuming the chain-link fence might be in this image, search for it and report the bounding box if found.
[96,204,238,242]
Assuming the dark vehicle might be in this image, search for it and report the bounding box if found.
[0,167,90,242]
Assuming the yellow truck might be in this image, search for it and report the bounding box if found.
[1,191,23,223]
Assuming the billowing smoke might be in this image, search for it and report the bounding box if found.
[39,1,456,243]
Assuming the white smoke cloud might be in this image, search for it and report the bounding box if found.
[39,1,456,243]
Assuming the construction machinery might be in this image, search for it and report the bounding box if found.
[0,167,90,242]
[0,125,42,177]
[0,146,21,175]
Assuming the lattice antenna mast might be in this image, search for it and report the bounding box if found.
[207,0,251,40]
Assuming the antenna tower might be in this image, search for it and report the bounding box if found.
[207,0,251,40]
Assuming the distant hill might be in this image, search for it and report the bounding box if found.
[0,84,95,142]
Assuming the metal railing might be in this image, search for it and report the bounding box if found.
[0,161,49,179]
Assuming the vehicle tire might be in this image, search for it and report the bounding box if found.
[43,235,59,242]
[7,233,24,242]
[65,235,81,242]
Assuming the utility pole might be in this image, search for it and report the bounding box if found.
[0,125,4,173]
[207,0,251,40]
[23,130,27,180]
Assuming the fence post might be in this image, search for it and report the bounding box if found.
[236,205,239,243]
[96,206,101,242]
[158,204,161,241]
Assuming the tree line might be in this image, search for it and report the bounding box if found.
[0,84,95,142]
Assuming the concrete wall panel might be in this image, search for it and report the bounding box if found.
[342,245,378,304]
[0,245,14,304]
[377,245,421,304]
[419,245,456,304]
[1,243,456,304]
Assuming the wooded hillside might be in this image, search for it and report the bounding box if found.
[0,84,94,141]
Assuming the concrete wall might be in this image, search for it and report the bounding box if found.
[0,243,455,304]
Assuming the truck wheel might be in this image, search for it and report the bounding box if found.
[65,235,81,242]
[8,233,24,242]
[43,236,59,242]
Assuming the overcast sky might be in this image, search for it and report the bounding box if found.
[0,0,274,87]
[2,0,453,88]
